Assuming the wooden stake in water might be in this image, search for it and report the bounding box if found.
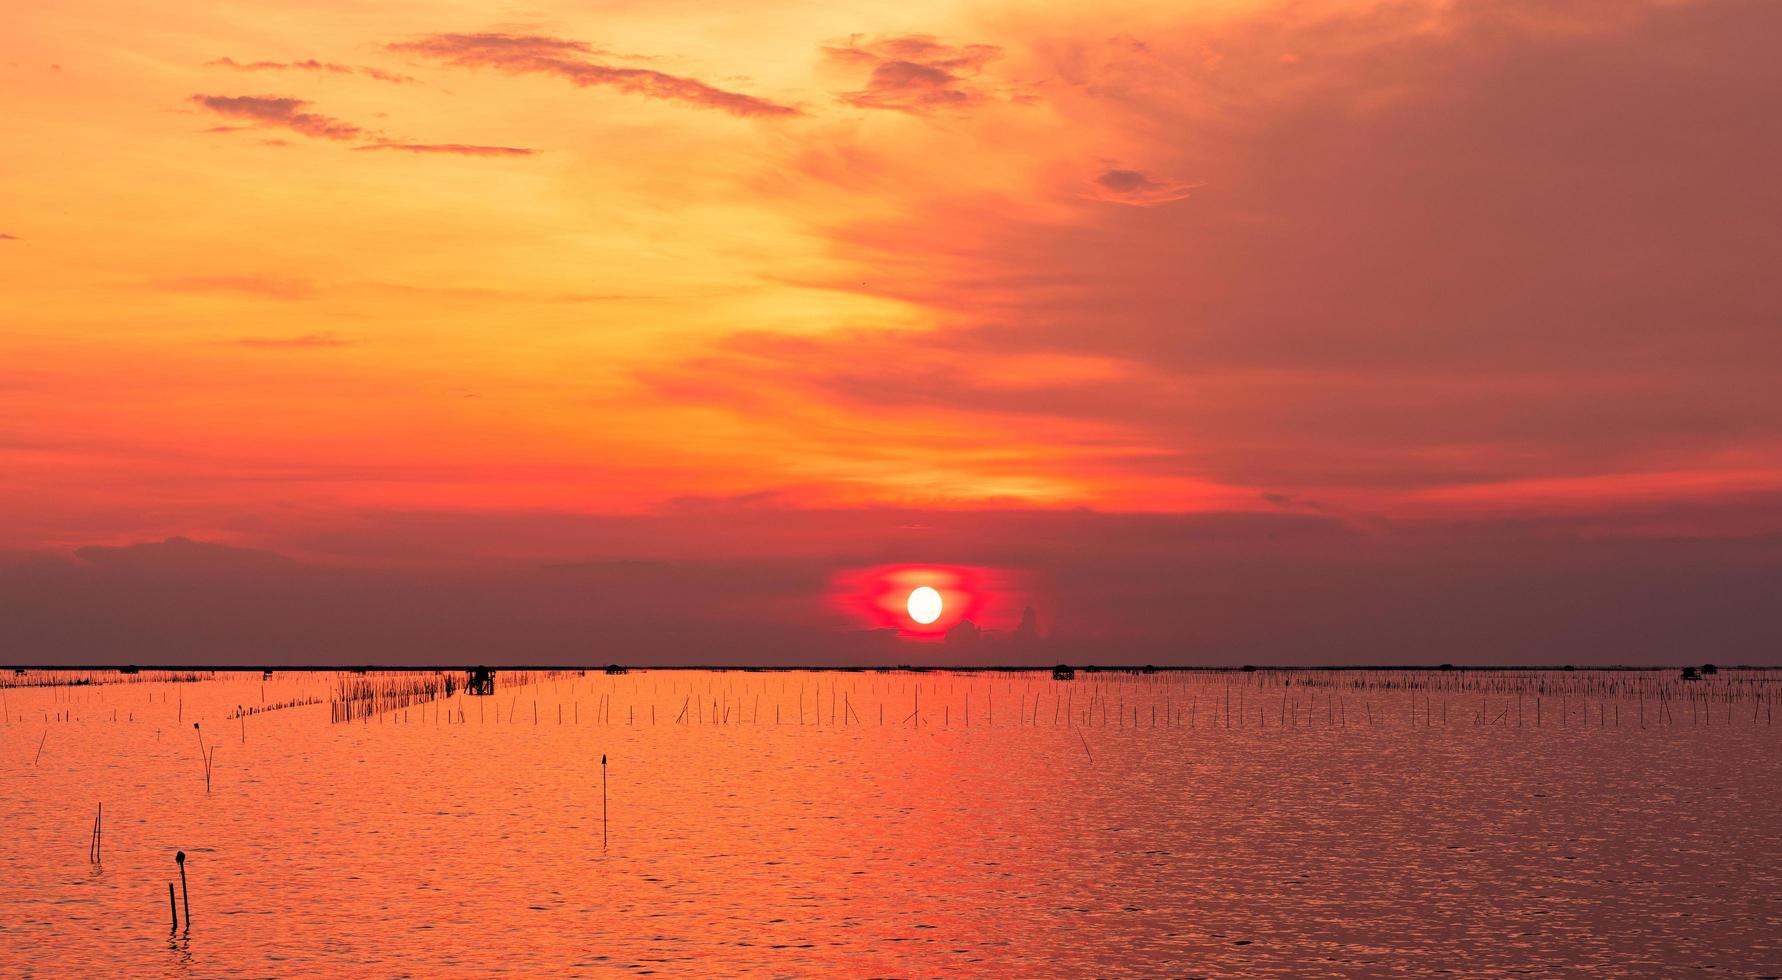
[176,850,190,929]
[168,883,178,932]
[601,754,608,850]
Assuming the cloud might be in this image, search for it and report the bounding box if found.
[360,67,413,84]
[349,282,644,303]
[209,56,348,74]
[1086,168,1198,206]
[387,33,799,117]
[190,94,367,140]
[355,142,534,157]
[74,536,296,571]
[153,275,316,299]
[191,95,527,156]
[0,233,18,241]
[206,56,414,83]
[826,34,1001,113]
[232,332,349,349]
[743,0,1782,509]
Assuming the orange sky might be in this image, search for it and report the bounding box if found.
[3,0,1780,662]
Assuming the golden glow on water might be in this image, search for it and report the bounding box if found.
[3,669,1780,976]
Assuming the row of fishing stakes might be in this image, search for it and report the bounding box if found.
[305,668,1773,733]
[13,669,1776,737]
[168,850,191,933]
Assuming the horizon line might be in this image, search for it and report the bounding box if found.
[4,662,1768,673]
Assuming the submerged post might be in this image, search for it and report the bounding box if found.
[176,851,189,929]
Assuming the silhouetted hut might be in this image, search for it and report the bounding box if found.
[120,665,140,675]
[605,664,628,675]
[1701,663,1719,675]
[466,666,496,695]
[1052,664,1075,681]
[1680,666,1701,681]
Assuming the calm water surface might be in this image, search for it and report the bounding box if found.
[4,669,1780,977]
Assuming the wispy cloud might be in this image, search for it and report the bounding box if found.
[190,94,368,140]
[825,35,1000,113]
[356,142,533,157]
[232,332,350,349]
[154,275,316,299]
[206,56,413,84]
[0,233,18,241]
[387,33,799,118]
[191,95,531,158]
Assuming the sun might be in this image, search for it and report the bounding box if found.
[907,586,942,625]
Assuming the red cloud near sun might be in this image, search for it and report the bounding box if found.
[830,564,1023,639]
